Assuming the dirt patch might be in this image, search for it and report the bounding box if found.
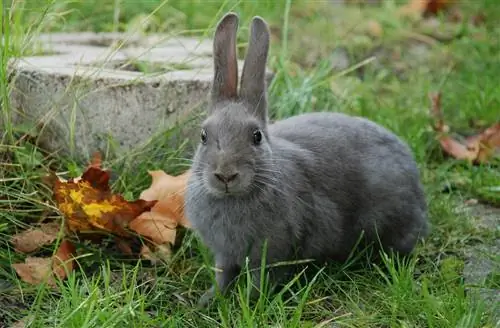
[0,282,32,328]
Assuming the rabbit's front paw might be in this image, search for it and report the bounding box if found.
[197,286,216,308]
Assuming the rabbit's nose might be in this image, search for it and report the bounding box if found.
[214,172,239,184]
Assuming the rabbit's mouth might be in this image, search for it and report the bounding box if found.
[205,170,253,198]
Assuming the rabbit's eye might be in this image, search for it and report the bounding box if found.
[201,129,208,144]
[253,129,263,145]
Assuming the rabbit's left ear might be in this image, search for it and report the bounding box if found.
[239,16,270,123]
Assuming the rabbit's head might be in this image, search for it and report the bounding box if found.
[193,13,273,197]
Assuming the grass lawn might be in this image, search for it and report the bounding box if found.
[1,0,500,327]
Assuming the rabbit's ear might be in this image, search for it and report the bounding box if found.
[211,12,239,104]
[240,16,270,123]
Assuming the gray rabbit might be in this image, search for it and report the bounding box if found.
[185,12,429,306]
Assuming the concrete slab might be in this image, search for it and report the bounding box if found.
[7,32,274,162]
[460,203,500,321]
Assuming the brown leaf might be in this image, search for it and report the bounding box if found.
[400,0,455,17]
[437,136,477,161]
[139,170,191,228]
[12,239,76,287]
[429,92,448,133]
[466,123,500,163]
[53,158,157,236]
[472,13,486,27]
[10,222,61,253]
[429,92,500,163]
[52,239,76,279]
[130,170,192,253]
[89,151,103,168]
[115,237,134,255]
[12,257,54,286]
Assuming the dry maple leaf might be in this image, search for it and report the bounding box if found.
[12,239,76,287]
[53,160,157,236]
[127,170,191,256]
[139,169,191,228]
[129,211,178,246]
[10,221,61,253]
[429,92,500,164]
[465,123,500,163]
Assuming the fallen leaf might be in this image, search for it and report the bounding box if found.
[12,257,53,286]
[429,92,500,163]
[400,0,455,17]
[471,12,486,27]
[465,123,500,163]
[115,237,134,255]
[53,164,157,236]
[436,136,477,161]
[139,170,191,228]
[10,222,61,253]
[52,239,76,279]
[12,239,76,287]
[366,20,383,38]
[128,169,192,254]
[129,211,177,246]
[89,151,103,168]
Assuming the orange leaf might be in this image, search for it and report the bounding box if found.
[139,170,191,228]
[10,222,61,253]
[366,20,383,38]
[12,239,76,287]
[129,211,177,246]
[400,0,455,16]
[53,159,157,236]
[438,136,477,161]
[52,239,76,279]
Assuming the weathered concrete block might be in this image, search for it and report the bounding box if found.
[8,32,274,162]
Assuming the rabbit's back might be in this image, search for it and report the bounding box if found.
[269,112,429,258]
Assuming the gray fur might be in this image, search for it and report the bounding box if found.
[185,12,429,306]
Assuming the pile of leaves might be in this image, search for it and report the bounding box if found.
[10,153,191,287]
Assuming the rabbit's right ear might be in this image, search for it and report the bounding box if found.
[211,12,239,105]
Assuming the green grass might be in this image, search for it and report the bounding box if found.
[2,0,500,327]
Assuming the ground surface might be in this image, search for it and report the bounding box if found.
[1,0,499,327]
